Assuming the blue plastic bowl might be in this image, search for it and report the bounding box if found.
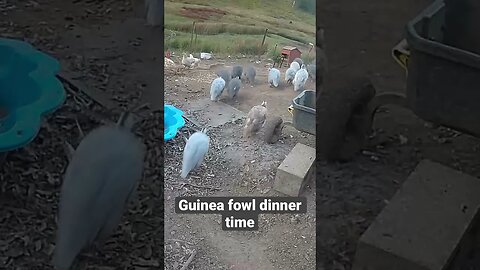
[0,38,66,152]
[164,104,185,141]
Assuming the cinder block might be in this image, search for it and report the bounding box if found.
[273,143,315,196]
[353,159,480,270]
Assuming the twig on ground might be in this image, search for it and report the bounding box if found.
[57,75,93,107]
[166,238,194,245]
[183,116,202,130]
[75,117,85,138]
[178,182,222,191]
[180,250,197,270]
[132,102,150,113]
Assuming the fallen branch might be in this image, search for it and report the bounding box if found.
[180,250,197,270]
[56,72,116,109]
[57,74,93,107]
[183,115,202,130]
[178,182,222,191]
[166,238,194,245]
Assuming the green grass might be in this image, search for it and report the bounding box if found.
[165,0,315,56]
[165,31,301,56]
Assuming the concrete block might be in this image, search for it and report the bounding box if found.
[353,159,480,270]
[273,143,315,196]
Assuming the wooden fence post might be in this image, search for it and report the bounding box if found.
[261,28,268,47]
[190,21,196,49]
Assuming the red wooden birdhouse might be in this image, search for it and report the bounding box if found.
[281,46,302,67]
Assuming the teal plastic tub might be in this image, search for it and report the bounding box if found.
[164,104,185,141]
[0,38,66,152]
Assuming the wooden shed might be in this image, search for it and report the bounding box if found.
[281,46,302,67]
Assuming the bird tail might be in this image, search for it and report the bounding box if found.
[180,170,188,178]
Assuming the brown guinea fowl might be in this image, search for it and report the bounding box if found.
[264,116,284,144]
[243,101,267,138]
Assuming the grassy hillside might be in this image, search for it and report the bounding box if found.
[164,0,316,57]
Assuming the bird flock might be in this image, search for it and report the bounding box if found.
[210,57,314,103]
[181,56,315,179]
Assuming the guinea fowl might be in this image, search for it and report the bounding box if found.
[243,101,268,138]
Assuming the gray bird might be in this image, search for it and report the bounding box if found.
[181,128,210,178]
[293,58,304,67]
[244,101,267,138]
[293,64,308,91]
[227,77,241,99]
[268,68,280,88]
[54,112,145,270]
[244,66,256,85]
[210,77,226,101]
[231,65,243,79]
[307,64,316,81]
[289,61,300,72]
[285,67,297,84]
[216,69,231,86]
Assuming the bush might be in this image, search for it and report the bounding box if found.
[268,49,282,63]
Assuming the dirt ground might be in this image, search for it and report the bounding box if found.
[2,0,480,269]
[164,56,317,270]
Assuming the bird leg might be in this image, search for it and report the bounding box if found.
[75,117,85,139]
[180,132,188,143]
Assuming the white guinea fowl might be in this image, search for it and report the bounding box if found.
[285,67,297,84]
[181,129,210,178]
[181,53,196,68]
[53,112,145,270]
[189,54,200,64]
[187,54,200,67]
[289,61,300,72]
[210,77,226,101]
[243,101,268,138]
[164,57,175,67]
[293,64,309,91]
[268,68,280,88]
